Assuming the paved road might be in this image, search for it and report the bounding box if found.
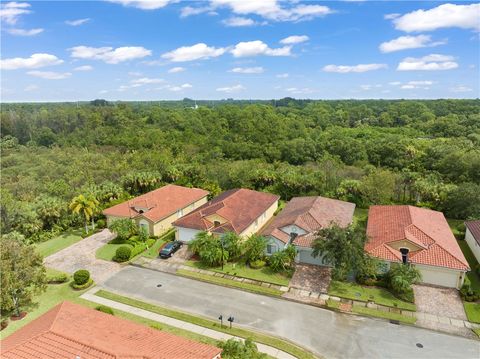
[102,266,480,359]
[45,229,121,283]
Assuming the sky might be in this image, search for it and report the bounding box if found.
[0,0,479,102]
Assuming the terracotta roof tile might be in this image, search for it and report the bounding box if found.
[1,301,221,359]
[262,196,356,248]
[366,205,469,271]
[465,220,480,245]
[172,189,279,235]
[102,184,209,223]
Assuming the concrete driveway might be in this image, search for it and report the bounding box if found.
[101,266,480,359]
[44,229,122,283]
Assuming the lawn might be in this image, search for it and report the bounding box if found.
[184,260,291,286]
[447,218,465,240]
[463,302,480,324]
[352,305,416,324]
[96,242,134,261]
[177,269,283,297]
[95,290,316,359]
[457,239,480,292]
[142,230,175,259]
[34,229,83,257]
[328,280,416,311]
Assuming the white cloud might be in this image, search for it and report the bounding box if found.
[279,35,309,45]
[169,83,192,92]
[128,71,143,76]
[276,73,289,78]
[210,0,333,22]
[131,77,164,84]
[379,35,446,53]
[230,66,264,74]
[161,43,227,62]
[0,53,63,70]
[168,66,185,73]
[323,63,387,73]
[7,28,43,36]
[392,3,480,32]
[451,85,473,93]
[222,16,257,27]
[360,84,382,90]
[107,0,174,10]
[397,54,458,71]
[24,84,38,91]
[285,87,314,94]
[400,81,434,89]
[27,71,72,80]
[216,84,245,93]
[74,65,93,71]
[69,46,152,64]
[388,81,401,86]
[0,2,31,25]
[180,6,212,17]
[65,18,90,26]
[231,40,291,57]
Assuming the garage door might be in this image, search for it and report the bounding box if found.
[418,266,460,288]
[176,227,200,243]
[297,248,323,266]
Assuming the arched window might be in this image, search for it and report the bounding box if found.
[214,221,221,227]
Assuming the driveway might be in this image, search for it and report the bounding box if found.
[413,284,467,320]
[289,264,331,293]
[44,229,122,283]
[101,266,480,359]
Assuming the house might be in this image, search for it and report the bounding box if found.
[172,188,280,242]
[366,205,470,289]
[262,196,356,265]
[0,301,222,359]
[465,220,480,263]
[103,184,209,236]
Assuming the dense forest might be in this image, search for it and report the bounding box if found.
[1,98,479,243]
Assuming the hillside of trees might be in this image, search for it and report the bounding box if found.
[1,98,479,243]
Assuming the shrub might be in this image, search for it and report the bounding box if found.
[395,288,415,303]
[460,278,480,302]
[146,238,156,247]
[95,305,114,315]
[476,264,480,276]
[96,219,106,228]
[73,269,90,285]
[47,273,69,284]
[249,259,266,269]
[130,244,146,258]
[268,246,296,273]
[244,235,267,263]
[219,338,266,359]
[71,278,94,290]
[113,246,131,262]
[1,320,8,331]
[385,264,421,298]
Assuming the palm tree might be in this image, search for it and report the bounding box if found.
[69,194,99,233]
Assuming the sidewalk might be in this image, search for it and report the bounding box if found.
[81,288,298,359]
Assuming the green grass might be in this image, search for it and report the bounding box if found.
[352,305,416,324]
[142,230,175,259]
[326,299,340,309]
[35,229,83,257]
[184,260,291,286]
[353,207,369,231]
[473,328,480,338]
[95,290,316,359]
[328,280,416,311]
[457,239,480,292]
[464,302,480,324]
[96,242,133,261]
[447,219,465,240]
[177,269,283,297]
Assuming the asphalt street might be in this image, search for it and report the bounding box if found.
[102,266,480,359]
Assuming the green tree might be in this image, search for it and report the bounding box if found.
[0,238,47,316]
[69,194,99,233]
[269,245,297,272]
[109,218,137,241]
[360,168,397,205]
[386,264,421,295]
[312,224,368,280]
[244,234,267,263]
[35,196,66,230]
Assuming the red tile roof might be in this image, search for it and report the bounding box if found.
[0,301,221,359]
[366,205,469,271]
[103,184,209,223]
[262,196,356,248]
[466,220,480,245]
[172,189,280,235]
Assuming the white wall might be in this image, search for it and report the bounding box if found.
[280,225,307,236]
[265,236,286,255]
[465,228,480,264]
[415,264,465,289]
[296,247,326,266]
[175,226,201,243]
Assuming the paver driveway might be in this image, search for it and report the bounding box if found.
[44,229,122,283]
[289,264,331,293]
[413,284,467,320]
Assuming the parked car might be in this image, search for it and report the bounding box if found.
[159,241,182,259]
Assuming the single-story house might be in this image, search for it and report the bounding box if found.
[103,184,209,236]
[366,205,470,289]
[465,220,480,263]
[262,196,356,265]
[172,188,280,242]
[0,301,222,359]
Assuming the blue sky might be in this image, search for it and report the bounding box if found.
[1,0,479,101]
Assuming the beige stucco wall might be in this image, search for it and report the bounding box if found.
[240,200,278,238]
[388,239,423,252]
[465,228,480,264]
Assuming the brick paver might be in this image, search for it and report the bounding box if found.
[289,264,331,293]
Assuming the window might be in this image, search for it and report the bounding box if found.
[267,244,277,255]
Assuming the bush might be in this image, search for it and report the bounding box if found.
[460,278,480,302]
[244,235,267,263]
[146,238,156,247]
[219,338,266,359]
[1,320,8,331]
[395,288,415,303]
[96,219,106,228]
[71,278,94,290]
[268,246,296,273]
[113,246,131,262]
[249,259,266,269]
[476,264,480,276]
[73,269,90,285]
[130,244,146,258]
[47,273,69,284]
[95,305,114,315]
[385,264,421,298]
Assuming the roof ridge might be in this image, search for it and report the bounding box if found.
[410,243,470,270]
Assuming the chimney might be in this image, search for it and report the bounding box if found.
[400,248,409,264]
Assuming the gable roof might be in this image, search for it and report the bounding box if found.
[262,196,356,248]
[466,220,480,245]
[0,301,221,359]
[172,189,280,235]
[366,205,469,271]
[103,184,209,223]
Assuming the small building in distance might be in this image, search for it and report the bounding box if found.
[465,220,480,264]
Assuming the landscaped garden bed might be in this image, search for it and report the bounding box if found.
[142,230,175,259]
[351,304,416,324]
